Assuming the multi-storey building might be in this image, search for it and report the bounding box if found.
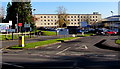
[35,12,101,28]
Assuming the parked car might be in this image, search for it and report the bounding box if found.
[96,29,105,35]
[105,30,117,35]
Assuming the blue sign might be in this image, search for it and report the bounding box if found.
[81,21,88,27]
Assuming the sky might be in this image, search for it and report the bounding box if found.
[1,1,119,18]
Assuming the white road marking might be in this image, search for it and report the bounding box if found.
[3,63,24,68]
[76,45,88,50]
[56,47,71,55]
[57,45,61,49]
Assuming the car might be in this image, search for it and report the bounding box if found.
[105,30,117,35]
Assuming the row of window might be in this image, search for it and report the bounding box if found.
[40,23,57,25]
[40,19,98,22]
[40,15,98,18]
[39,23,81,25]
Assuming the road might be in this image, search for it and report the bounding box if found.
[2,36,120,69]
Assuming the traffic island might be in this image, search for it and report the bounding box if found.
[94,39,120,51]
[116,39,120,45]
[7,37,78,50]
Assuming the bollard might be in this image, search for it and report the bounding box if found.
[19,36,25,47]
[72,34,76,37]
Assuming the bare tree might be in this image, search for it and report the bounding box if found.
[56,6,69,28]
[0,7,5,22]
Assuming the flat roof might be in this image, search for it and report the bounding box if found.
[35,14,101,15]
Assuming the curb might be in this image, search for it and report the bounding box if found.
[95,39,120,51]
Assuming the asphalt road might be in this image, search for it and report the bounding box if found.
[2,35,120,69]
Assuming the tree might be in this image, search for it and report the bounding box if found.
[5,2,12,22]
[5,0,34,30]
[56,6,70,28]
[0,7,5,22]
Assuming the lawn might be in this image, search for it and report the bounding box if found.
[41,31,57,36]
[8,37,77,49]
[0,31,56,40]
[77,33,95,37]
[116,39,120,44]
[0,34,32,40]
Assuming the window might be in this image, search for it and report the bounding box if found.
[81,16,82,18]
[71,19,73,21]
[74,23,76,24]
[41,20,43,21]
[71,16,73,18]
[55,23,56,25]
[48,20,50,21]
[44,16,46,18]
[41,23,43,25]
[96,16,97,18]
[41,16,42,18]
[48,23,50,25]
[78,19,80,21]
[74,19,76,21]
[71,23,73,24]
[55,16,56,18]
[93,16,94,18]
[51,23,53,25]
[78,16,80,18]
[74,16,76,18]
[68,16,70,18]
[48,16,49,18]
[78,23,79,24]
[44,20,46,21]
[51,16,53,18]
[84,16,86,18]
[44,23,46,25]
[51,20,53,21]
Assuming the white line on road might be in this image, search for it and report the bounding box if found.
[57,45,61,49]
[56,47,71,55]
[76,45,88,50]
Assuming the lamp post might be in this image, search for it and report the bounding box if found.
[110,11,113,30]
[33,9,36,36]
[16,13,19,32]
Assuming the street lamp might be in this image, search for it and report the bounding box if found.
[110,11,114,30]
[33,9,36,36]
[111,11,113,16]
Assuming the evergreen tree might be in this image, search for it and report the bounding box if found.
[5,0,34,30]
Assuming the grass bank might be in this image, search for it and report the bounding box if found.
[116,39,120,44]
[0,34,32,40]
[77,33,95,37]
[8,37,77,49]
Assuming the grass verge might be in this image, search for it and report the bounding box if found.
[116,39,120,44]
[8,37,77,49]
[77,33,95,37]
[0,34,34,40]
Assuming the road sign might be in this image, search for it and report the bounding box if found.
[24,24,30,27]
[18,23,22,26]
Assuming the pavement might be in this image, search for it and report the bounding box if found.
[2,35,120,69]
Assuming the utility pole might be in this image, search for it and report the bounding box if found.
[16,13,19,32]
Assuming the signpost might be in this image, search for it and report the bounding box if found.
[18,23,22,32]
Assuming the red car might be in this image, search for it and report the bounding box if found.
[105,30,117,35]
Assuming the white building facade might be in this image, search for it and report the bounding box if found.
[35,12,101,28]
